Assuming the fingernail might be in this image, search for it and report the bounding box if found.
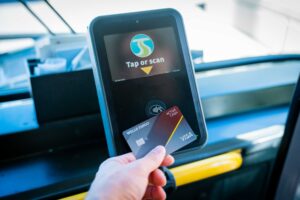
[151,145,165,155]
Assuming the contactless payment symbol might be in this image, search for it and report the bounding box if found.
[130,34,154,58]
[145,100,166,117]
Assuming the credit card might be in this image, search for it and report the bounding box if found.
[164,115,197,155]
[122,106,197,158]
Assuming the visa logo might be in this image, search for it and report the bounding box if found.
[180,132,194,141]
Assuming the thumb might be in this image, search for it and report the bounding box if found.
[136,146,166,175]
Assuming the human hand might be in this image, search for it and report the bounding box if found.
[86,146,174,200]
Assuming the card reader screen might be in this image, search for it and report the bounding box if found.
[104,27,183,82]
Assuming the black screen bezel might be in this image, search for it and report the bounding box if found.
[89,9,207,156]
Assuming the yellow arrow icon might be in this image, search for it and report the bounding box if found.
[140,66,153,75]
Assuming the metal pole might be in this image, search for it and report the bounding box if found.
[44,0,76,34]
[18,0,55,35]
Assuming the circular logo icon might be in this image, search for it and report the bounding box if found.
[130,34,154,58]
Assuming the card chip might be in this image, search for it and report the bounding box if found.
[136,138,145,147]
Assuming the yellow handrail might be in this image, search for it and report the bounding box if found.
[61,192,86,200]
[170,150,242,186]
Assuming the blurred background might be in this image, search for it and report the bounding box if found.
[1,0,300,102]
[1,1,300,199]
[0,0,299,133]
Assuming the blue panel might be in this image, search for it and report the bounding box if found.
[197,61,300,98]
[0,99,38,134]
[206,106,289,144]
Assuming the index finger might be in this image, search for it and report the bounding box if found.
[160,155,174,167]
